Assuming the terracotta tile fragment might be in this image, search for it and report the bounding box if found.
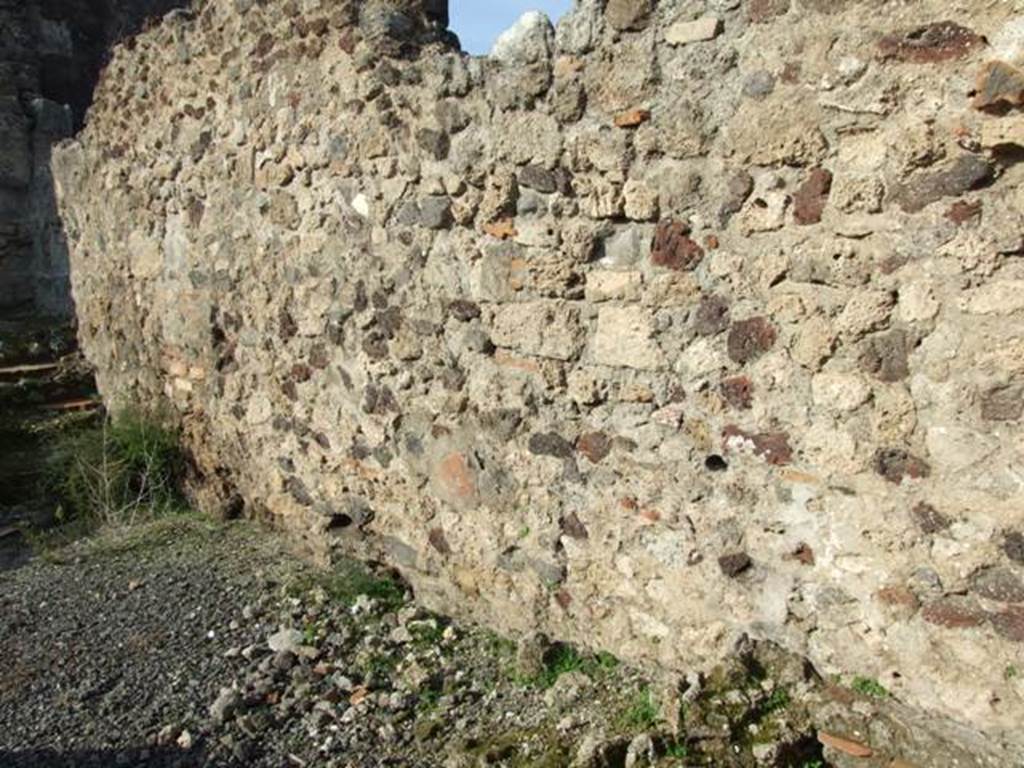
[818,731,873,758]
[614,108,651,128]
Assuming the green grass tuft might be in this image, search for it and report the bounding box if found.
[850,676,889,698]
[622,687,660,730]
[288,559,407,610]
[537,644,586,688]
[44,409,187,527]
[763,686,791,714]
[664,742,690,759]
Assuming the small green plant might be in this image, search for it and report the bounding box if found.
[416,686,442,713]
[1006,665,1019,680]
[801,760,825,768]
[623,687,660,729]
[302,622,318,645]
[590,650,620,673]
[763,686,791,714]
[288,559,407,610]
[482,630,516,657]
[363,651,398,679]
[538,644,586,688]
[358,573,406,609]
[851,676,889,698]
[45,410,186,527]
[664,741,690,759]
[409,619,445,647]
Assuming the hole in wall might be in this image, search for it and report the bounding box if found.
[705,455,729,472]
[328,514,354,530]
[449,0,572,55]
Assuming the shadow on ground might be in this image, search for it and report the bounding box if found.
[0,746,208,768]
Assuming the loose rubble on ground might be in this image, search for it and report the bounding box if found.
[6,516,954,768]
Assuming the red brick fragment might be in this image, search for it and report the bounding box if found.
[723,425,793,466]
[577,431,612,464]
[946,200,982,225]
[727,317,777,364]
[878,21,983,64]
[720,376,754,410]
[990,606,1024,642]
[793,168,832,225]
[873,448,931,484]
[922,596,986,629]
[877,586,920,610]
[788,542,816,566]
[437,452,477,502]
[651,219,704,271]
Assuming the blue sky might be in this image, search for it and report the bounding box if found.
[450,0,573,55]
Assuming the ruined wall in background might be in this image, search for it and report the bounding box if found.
[0,0,185,320]
[53,0,1024,759]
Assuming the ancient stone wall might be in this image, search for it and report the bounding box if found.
[53,0,1024,758]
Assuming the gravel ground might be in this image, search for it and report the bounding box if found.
[0,517,309,768]
[0,515,830,768]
